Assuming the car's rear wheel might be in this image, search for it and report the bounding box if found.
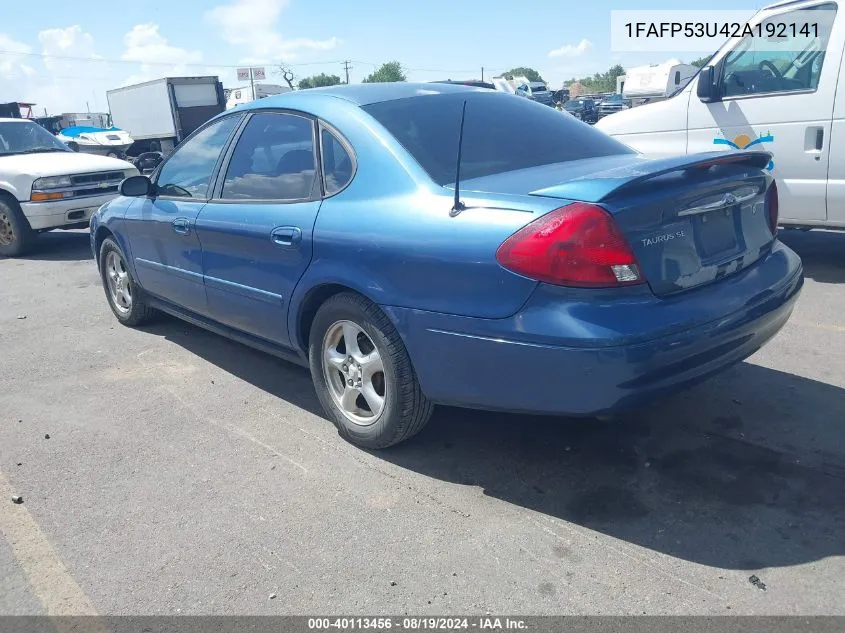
[98,237,156,326]
[0,197,34,258]
[309,292,433,449]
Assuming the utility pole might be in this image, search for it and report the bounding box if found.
[481,67,484,81]
[342,60,352,84]
[250,68,256,101]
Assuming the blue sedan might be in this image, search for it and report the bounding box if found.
[90,83,803,449]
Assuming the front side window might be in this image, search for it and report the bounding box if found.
[321,128,354,195]
[720,5,836,98]
[155,115,241,198]
[221,112,317,201]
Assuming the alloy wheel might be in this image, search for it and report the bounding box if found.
[322,320,387,426]
[105,250,133,314]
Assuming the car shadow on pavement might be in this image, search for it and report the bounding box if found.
[18,230,92,262]
[382,362,845,571]
[146,319,845,572]
[779,229,845,284]
[145,320,322,413]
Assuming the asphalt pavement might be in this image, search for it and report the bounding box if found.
[1,228,844,615]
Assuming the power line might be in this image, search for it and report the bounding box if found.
[0,49,510,77]
[0,49,350,69]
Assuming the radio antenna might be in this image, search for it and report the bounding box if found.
[450,100,468,217]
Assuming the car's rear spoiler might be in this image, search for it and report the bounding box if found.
[528,150,772,203]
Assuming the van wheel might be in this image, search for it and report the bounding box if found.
[309,292,433,449]
[0,197,34,258]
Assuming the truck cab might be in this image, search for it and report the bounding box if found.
[596,0,844,229]
[0,118,137,256]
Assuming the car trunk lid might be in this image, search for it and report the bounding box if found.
[475,150,776,297]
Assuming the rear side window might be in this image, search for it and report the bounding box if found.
[221,112,317,201]
[320,128,354,195]
[362,92,632,185]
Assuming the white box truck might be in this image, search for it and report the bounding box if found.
[107,76,226,157]
[596,0,844,230]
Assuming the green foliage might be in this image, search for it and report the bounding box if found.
[298,73,342,89]
[690,56,712,68]
[504,67,545,83]
[566,64,625,93]
[362,61,407,83]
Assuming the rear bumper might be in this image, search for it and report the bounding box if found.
[21,194,114,230]
[383,242,803,416]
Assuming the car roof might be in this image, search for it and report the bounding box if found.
[236,82,488,110]
[0,118,31,123]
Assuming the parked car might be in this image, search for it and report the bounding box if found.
[596,94,630,120]
[90,83,802,449]
[596,0,843,230]
[552,89,570,104]
[515,81,555,106]
[0,118,137,257]
[564,98,597,123]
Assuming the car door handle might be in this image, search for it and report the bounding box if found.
[270,226,302,247]
[172,218,191,235]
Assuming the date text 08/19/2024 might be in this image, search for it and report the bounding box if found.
[307,617,528,630]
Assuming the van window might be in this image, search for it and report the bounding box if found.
[720,5,836,98]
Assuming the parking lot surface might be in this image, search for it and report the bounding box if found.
[1,229,844,615]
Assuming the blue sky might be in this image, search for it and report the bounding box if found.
[0,0,762,114]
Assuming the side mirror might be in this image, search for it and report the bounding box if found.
[120,175,153,197]
[696,66,720,103]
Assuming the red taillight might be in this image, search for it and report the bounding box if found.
[495,202,644,288]
[766,181,779,236]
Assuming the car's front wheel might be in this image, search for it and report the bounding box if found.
[309,292,433,449]
[98,237,156,326]
[0,197,34,258]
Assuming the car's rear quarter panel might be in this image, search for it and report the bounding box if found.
[383,242,802,414]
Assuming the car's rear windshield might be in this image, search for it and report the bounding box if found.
[362,92,632,186]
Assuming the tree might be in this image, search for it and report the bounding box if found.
[566,64,625,93]
[272,65,296,90]
[690,56,712,68]
[298,73,342,90]
[363,61,406,83]
[504,67,545,83]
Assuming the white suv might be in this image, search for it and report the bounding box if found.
[0,117,138,257]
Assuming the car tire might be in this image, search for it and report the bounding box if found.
[309,292,434,449]
[0,196,34,258]
[98,237,156,327]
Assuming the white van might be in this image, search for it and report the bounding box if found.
[225,83,291,109]
[596,0,844,229]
